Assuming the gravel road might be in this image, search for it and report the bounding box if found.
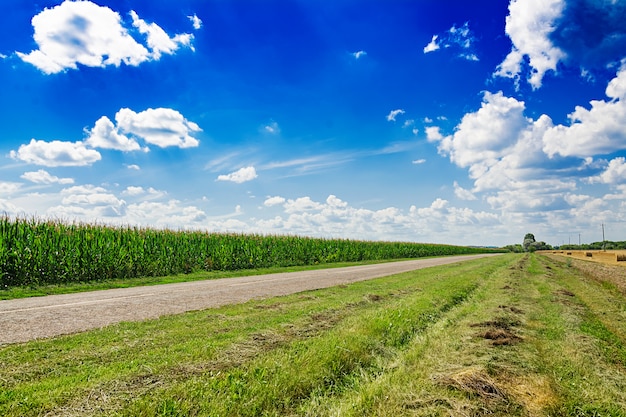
[0,254,501,345]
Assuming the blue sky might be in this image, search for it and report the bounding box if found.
[1,0,626,247]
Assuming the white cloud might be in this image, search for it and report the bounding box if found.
[130,11,194,59]
[352,50,367,59]
[588,157,626,184]
[263,121,280,134]
[188,14,203,30]
[115,108,201,148]
[425,126,444,142]
[126,164,141,170]
[10,107,199,169]
[0,182,22,195]
[423,22,478,60]
[453,181,477,200]
[386,109,405,122]
[121,186,165,199]
[55,184,127,217]
[123,186,145,196]
[10,139,102,167]
[264,196,286,207]
[21,169,74,184]
[126,200,207,226]
[86,116,141,151]
[283,196,324,213]
[423,35,440,53]
[217,166,258,183]
[16,0,193,74]
[435,91,529,173]
[543,66,626,158]
[412,159,426,165]
[495,0,566,89]
[428,89,586,215]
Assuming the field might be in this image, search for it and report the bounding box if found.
[0,216,496,289]
[544,249,626,266]
[2,253,626,416]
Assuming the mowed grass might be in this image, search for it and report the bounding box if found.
[2,254,626,416]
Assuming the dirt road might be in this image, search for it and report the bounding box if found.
[0,254,501,345]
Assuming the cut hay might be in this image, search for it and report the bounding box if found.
[434,368,507,400]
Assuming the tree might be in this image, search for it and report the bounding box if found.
[523,233,536,252]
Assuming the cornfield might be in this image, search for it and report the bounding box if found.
[0,216,496,288]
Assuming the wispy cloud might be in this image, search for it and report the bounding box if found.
[423,22,478,61]
[263,121,280,134]
[352,50,367,59]
[386,109,405,122]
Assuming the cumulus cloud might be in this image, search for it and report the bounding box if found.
[453,182,477,200]
[264,196,286,206]
[588,157,626,184]
[284,196,324,213]
[423,22,478,61]
[433,91,529,174]
[543,66,626,158]
[55,184,127,217]
[10,107,199,167]
[253,194,500,244]
[21,169,74,184]
[386,109,405,122]
[428,89,596,214]
[86,116,141,151]
[16,0,194,74]
[10,139,102,167]
[217,166,258,183]
[495,0,566,89]
[114,108,201,148]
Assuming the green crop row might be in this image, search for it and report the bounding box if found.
[0,215,497,288]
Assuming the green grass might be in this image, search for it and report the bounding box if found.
[2,253,626,416]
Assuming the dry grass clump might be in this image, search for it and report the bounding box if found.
[471,315,523,346]
[433,367,507,400]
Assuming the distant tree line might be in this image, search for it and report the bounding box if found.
[559,241,626,250]
[501,232,626,252]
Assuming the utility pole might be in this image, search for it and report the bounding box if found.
[602,223,606,251]
[579,233,581,246]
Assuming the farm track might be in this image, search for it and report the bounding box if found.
[0,254,501,345]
